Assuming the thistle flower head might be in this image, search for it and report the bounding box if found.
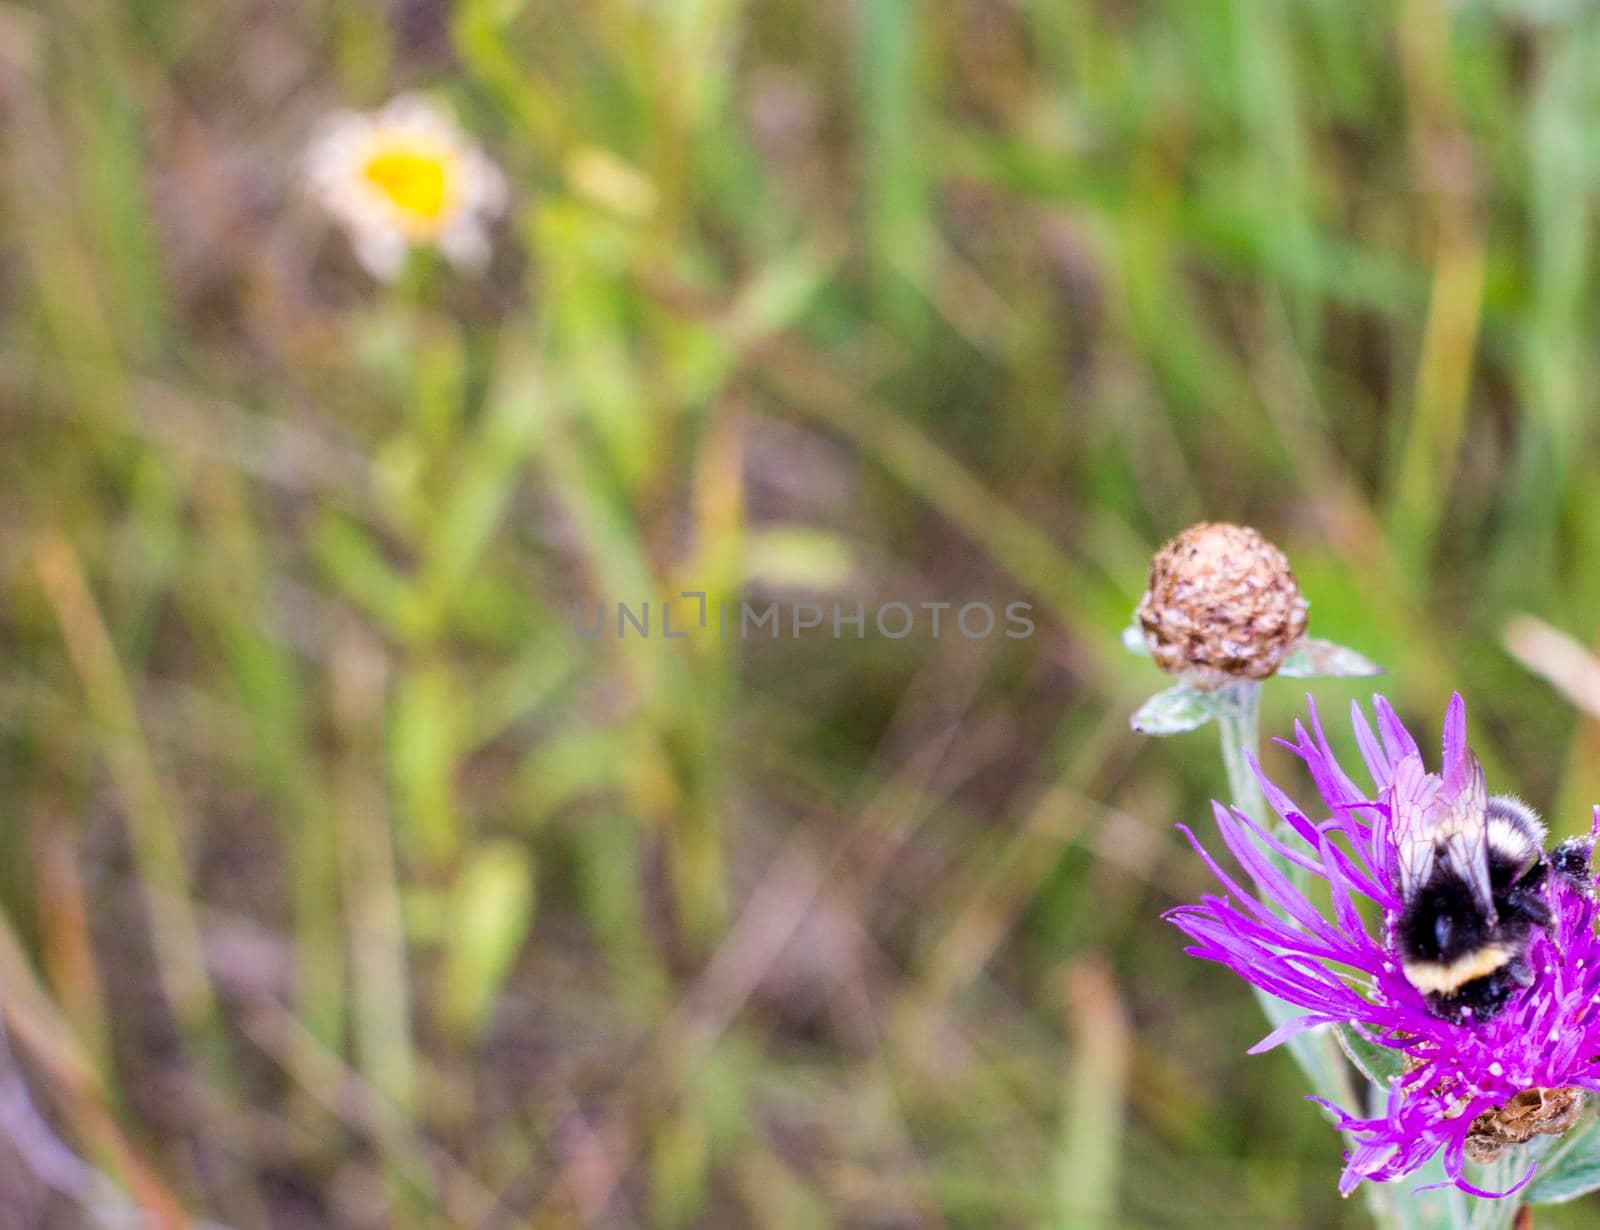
[304,94,508,280]
[1167,693,1600,1197]
[1137,522,1309,691]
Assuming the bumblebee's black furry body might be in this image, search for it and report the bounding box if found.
[1552,839,1595,896]
[1393,783,1596,1023]
[1394,845,1549,1023]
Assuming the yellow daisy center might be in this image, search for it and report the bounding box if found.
[361,146,454,223]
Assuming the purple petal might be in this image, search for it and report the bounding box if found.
[1173,824,1296,937]
[1211,806,1356,953]
[1307,696,1367,805]
[1373,695,1419,764]
[1229,793,1330,880]
[1318,829,1375,951]
[1350,700,1393,792]
[1441,692,1466,776]
[1169,692,1600,1200]
[1249,1012,1338,1054]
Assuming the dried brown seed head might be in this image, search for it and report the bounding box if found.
[1464,1086,1586,1164]
[1136,522,1309,691]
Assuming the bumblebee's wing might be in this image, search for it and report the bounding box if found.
[1390,751,1495,917]
[1390,754,1441,897]
[1437,755,1494,919]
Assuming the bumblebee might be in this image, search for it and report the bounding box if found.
[1392,756,1593,1025]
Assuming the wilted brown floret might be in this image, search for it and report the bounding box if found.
[1463,1086,1586,1163]
[1136,522,1309,691]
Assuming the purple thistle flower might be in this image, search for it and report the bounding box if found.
[1167,693,1600,1198]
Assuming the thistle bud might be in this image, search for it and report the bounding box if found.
[1463,1086,1585,1163]
[1136,522,1308,692]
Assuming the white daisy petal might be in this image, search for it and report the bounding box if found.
[465,154,510,217]
[438,217,491,272]
[383,93,452,136]
[302,94,507,281]
[352,226,408,280]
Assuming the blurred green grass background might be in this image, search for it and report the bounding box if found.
[4,0,1600,1225]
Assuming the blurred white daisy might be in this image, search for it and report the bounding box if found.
[304,94,508,280]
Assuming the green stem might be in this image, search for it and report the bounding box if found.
[1216,682,1266,829]
[1465,1153,1521,1230]
[1213,684,1539,1228]
[1215,681,1408,1230]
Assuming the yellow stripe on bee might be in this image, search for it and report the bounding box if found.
[1402,945,1513,995]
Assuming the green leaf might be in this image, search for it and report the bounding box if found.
[1332,1022,1407,1087]
[742,527,855,591]
[1130,684,1217,735]
[1524,1113,1600,1204]
[312,514,424,641]
[1278,637,1384,679]
[440,840,537,1040]
[390,662,460,863]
